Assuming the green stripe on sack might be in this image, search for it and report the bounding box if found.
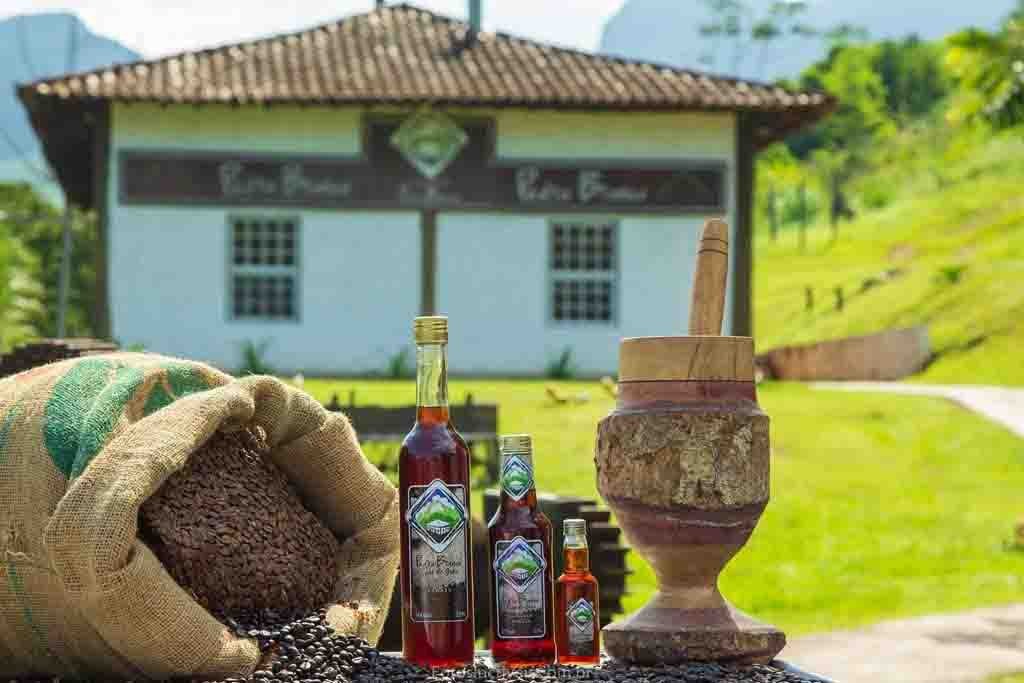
[142,363,211,416]
[44,359,147,478]
[0,405,20,464]
[44,359,113,477]
[69,365,146,479]
[6,561,54,663]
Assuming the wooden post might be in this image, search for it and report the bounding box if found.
[420,210,437,315]
[731,112,755,337]
[91,101,112,340]
[57,196,73,338]
[798,182,808,252]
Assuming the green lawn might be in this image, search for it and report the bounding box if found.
[989,673,1024,683]
[754,133,1024,386]
[304,377,1024,636]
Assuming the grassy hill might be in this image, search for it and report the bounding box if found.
[755,128,1024,386]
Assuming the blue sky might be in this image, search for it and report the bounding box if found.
[1,1,627,57]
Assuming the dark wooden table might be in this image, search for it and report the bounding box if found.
[381,652,836,682]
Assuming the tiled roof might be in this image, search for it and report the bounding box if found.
[19,3,832,115]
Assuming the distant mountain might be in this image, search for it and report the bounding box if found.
[600,0,1013,83]
[0,12,139,198]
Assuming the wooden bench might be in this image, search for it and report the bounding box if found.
[324,392,501,485]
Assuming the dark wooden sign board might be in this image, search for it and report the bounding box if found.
[119,117,727,214]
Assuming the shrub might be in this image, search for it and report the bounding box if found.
[239,339,274,376]
[545,347,576,380]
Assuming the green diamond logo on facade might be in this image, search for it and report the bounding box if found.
[408,479,468,553]
[568,598,594,632]
[500,454,533,501]
[390,110,468,179]
[494,536,546,593]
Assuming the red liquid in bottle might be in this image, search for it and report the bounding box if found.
[488,438,555,667]
[399,324,475,668]
[555,522,600,665]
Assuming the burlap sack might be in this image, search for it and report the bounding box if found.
[0,352,399,680]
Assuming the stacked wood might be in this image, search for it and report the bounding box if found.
[0,338,120,378]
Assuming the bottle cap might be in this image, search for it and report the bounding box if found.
[564,518,587,536]
[499,434,532,455]
[413,316,448,344]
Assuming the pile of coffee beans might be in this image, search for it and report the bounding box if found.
[139,426,341,617]
[218,609,826,683]
[3,608,826,683]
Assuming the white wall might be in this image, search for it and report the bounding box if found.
[437,214,704,375]
[109,104,419,374]
[436,109,737,375]
[108,104,737,375]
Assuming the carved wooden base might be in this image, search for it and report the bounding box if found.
[603,599,785,664]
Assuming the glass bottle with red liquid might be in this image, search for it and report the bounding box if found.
[555,519,601,665]
[487,434,556,667]
[399,316,475,668]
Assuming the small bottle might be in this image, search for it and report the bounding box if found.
[487,434,556,667]
[399,316,475,668]
[555,519,600,665]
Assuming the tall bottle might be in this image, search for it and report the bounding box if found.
[399,316,475,668]
[487,434,556,667]
[555,519,601,665]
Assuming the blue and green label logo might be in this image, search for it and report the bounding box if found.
[408,479,468,553]
[494,536,546,593]
[500,454,533,501]
[568,598,595,632]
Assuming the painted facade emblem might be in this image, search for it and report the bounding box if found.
[390,110,469,179]
[500,454,533,500]
[494,536,546,593]
[568,598,595,632]
[407,479,468,553]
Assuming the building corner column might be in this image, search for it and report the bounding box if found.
[732,113,755,337]
[92,101,112,340]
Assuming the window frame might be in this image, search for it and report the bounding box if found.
[546,216,621,327]
[226,214,303,324]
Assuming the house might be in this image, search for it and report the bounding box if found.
[18,2,832,376]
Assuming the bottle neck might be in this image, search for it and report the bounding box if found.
[415,343,449,424]
[498,452,537,510]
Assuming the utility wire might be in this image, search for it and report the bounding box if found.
[65,13,78,73]
[0,126,54,183]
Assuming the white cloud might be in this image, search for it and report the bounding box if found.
[2,1,625,57]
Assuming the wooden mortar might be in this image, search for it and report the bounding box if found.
[596,218,784,664]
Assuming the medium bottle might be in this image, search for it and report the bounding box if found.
[555,519,600,665]
[399,316,475,668]
[487,434,556,667]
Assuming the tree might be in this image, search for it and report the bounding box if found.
[0,183,98,344]
[699,1,818,78]
[946,11,1024,128]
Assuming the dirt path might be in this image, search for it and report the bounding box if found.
[781,604,1024,683]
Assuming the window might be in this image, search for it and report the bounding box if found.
[550,220,617,323]
[229,216,299,321]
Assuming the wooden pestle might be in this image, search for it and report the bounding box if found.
[688,218,729,336]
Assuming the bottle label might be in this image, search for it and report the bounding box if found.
[500,454,533,501]
[493,536,547,639]
[406,479,470,623]
[567,597,596,655]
